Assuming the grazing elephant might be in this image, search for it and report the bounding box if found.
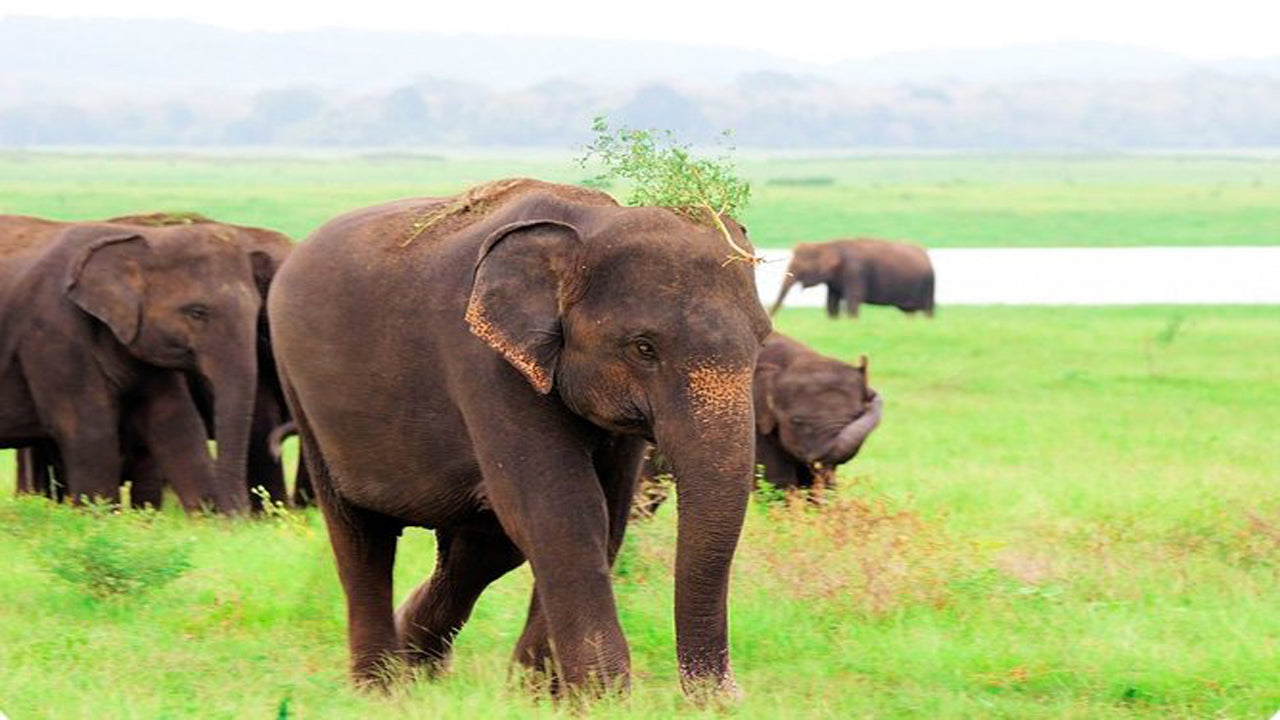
[771,238,934,318]
[269,179,771,696]
[0,216,264,512]
[4,213,298,510]
[636,332,882,514]
[752,332,882,489]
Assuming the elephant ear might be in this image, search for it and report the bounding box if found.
[819,245,844,276]
[753,362,782,435]
[465,219,583,394]
[857,354,872,403]
[63,228,150,346]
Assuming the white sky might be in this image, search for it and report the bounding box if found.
[4,0,1279,62]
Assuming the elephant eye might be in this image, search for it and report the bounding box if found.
[181,303,211,321]
[631,338,658,362]
[791,416,811,427]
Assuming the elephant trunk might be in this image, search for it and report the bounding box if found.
[769,273,798,316]
[199,329,257,514]
[820,392,883,465]
[654,371,755,697]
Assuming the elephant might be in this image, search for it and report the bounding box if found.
[4,212,299,510]
[636,332,882,514]
[751,332,882,489]
[0,216,265,512]
[771,238,935,318]
[269,178,771,696]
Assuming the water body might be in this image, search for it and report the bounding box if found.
[756,247,1280,306]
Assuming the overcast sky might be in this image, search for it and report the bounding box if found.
[4,0,1278,62]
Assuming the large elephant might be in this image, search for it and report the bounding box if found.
[771,238,935,318]
[637,332,882,514]
[0,216,264,512]
[5,213,298,510]
[269,179,771,695]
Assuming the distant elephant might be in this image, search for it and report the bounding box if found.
[771,238,935,318]
[269,179,771,696]
[636,332,882,513]
[6,213,298,510]
[0,216,265,512]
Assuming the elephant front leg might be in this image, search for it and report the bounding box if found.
[825,284,843,318]
[247,382,288,509]
[755,433,802,490]
[470,417,631,694]
[15,444,57,498]
[512,436,646,688]
[34,391,124,505]
[132,372,221,513]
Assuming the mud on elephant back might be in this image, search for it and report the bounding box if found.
[0,213,294,512]
[269,178,771,699]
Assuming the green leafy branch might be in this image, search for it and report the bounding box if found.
[577,117,760,264]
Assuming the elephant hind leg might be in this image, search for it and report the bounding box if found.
[292,401,402,686]
[396,525,524,674]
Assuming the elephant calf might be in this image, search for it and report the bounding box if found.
[771,238,935,318]
[640,331,882,510]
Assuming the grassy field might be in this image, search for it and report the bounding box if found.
[3,151,1280,247]
[2,306,1278,718]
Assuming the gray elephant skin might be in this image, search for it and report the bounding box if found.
[268,179,771,695]
[0,214,267,512]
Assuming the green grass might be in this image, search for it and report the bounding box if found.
[3,152,1279,247]
[2,306,1278,718]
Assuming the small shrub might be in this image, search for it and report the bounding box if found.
[742,481,968,615]
[1,499,193,600]
[577,116,758,264]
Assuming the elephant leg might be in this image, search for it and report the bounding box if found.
[395,524,524,673]
[15,445,54,498]
[324,497,402,685]
[513,437,646,685]
[471,425,629,694]
[756,433,802,490]
[56,429,123,505]
[247,382,287,510]
[842,269,865,318]
[825,284,842,318]
[132,373,219,513]
[292,408,402,685]
[126,442,165,510]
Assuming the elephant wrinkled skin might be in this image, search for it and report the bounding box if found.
[269,179,771,696]
[3,213,301,510]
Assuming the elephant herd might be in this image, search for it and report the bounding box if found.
[1,179,933,699]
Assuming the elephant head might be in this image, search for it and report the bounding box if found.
[63,224,264,512]
[756,347,881,467]
[770,242,845,315]
[464,188,771,691]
